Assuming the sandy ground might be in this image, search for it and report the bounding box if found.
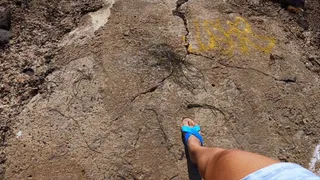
[1,0,320,179]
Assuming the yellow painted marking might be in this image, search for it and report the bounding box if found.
[182,35,186,43]
[182,16,276,55]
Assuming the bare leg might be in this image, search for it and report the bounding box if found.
[182,118,280,180]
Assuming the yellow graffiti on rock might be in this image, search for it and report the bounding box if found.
[185,16,276,55]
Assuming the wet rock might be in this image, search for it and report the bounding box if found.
[0,29,11,45]
[0,7,11,30]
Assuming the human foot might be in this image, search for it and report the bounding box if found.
[181,118,203,163]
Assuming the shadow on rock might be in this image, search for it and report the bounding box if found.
[181,132,202,180]
[0,6,11,46]
[147,43,204,93]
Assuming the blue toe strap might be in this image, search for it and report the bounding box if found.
[181,125,204,146]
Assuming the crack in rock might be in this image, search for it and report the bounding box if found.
[145,108,178,161]
[49,109,102,154]
[189,52,298,84]
[187,103,226,116]
[173,0,190,55]
[131,72,173,102]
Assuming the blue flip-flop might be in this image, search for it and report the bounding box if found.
[181,125,204,146]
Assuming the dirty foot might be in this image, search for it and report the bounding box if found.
[181,118,202,163]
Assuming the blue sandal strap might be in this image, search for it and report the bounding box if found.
[181,125,204,146]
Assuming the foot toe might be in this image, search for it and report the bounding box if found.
[182,118,197,127]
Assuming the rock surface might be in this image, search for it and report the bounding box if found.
[0,6,10,30]
[0,6,11,45]
[0,29,10,45]
[1,0,320,179]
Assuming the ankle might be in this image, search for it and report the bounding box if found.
[188,142,202,154]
